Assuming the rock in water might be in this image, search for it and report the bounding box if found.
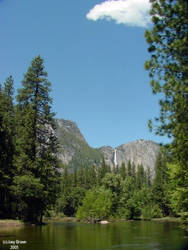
[100,220,109,224]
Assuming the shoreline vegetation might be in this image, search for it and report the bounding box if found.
[44,216,183,224]
[0,216,182,228]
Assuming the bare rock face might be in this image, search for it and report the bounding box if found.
[56,119,88,165]
[56,119,86,143]
[99,140,160,178]
[99,146,114,166]
[55,119,102,167]
[55,118,160,177]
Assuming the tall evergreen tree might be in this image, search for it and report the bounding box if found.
[0,76,15,218]
[97,158,111,185]
[119,162,127,179]
[127,161,136,178]
[136,164,145,189]
[145,0,188,157]
[13,56,60,224]
[145,0,188,219]
[152,148,171,216]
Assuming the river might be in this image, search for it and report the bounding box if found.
[0,221,188,250]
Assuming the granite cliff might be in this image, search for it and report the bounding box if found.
[99,140,159,178]
[56,119,103,167]
[56,119,160,175]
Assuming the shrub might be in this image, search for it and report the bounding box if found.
[141,206,152,220]
[151,204,163,218]
[76,187,112,221]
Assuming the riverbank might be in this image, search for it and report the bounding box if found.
[44,216,182,224]
[0,220,25,227]
[152,217,181,222]
[44,217,79,223]
[0,216,182,227]
[0,218,79,228]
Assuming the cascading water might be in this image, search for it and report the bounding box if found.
[114,149,117,167]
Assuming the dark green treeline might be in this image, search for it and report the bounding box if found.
[55,153,173,222]
[55,145,186,226]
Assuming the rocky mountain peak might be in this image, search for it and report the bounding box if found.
[55,118,160,177]
[56,119,87,144]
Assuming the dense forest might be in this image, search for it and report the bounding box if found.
[55,152,171,221]
[0,0,187,228]
[0,56,61,224]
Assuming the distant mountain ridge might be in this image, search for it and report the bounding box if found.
[55,119,160,175]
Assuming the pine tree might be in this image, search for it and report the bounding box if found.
[145,0,188,157]
[97,158,111,185]
[13,56,60,224]
[145,166,152,187]
[127,161,133,177]
[152,148,171,216]
[119,162,127,179]
[136,164,145,189]
[145,0,188,220]
[0,76,15,218]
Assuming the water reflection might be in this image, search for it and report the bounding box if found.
[0,221,188,250]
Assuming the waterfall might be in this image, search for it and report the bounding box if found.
[114,149,117,167]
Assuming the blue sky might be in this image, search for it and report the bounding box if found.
[0,0,169,148]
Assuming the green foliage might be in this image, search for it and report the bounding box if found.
[55,165,99,217]
[122,186,152,220]
[136,164,145,189]
[145,0,188,162]
[152,147,171,216]
[76,187,113,221]
[12,55,60,223]
[69,145,103,169]
[97,158,111,185]
[137,186,152,208]
[102,173,123,194]
[0,76,15,218]
[151,204,163,218]
[145,0,188,222]
[56,186,85,217]
[119,162,127,179]
[141,206,152,220]
[167,163,188,218]
[55,148,181,222]
[127,161,133,177]
[119,194,141,220]
[12,175,44,199]
[117,176,137,219]
[11,175,45,222]
[102,173,123,215]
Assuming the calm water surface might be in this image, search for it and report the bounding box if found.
[0,221,188,250]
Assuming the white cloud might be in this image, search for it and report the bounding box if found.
[86,0,151,28]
